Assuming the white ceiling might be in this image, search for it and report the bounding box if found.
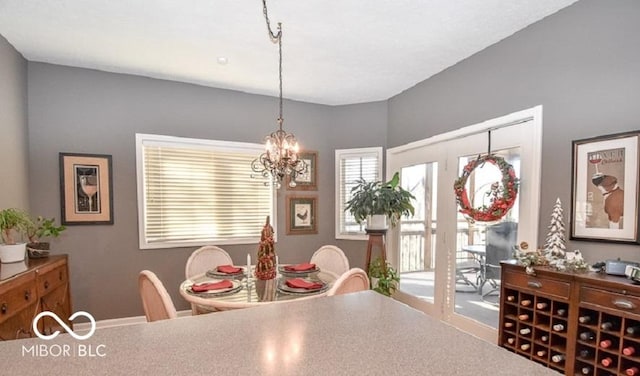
[0,0,578,105]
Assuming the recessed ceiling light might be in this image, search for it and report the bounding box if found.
[217,57,228,65]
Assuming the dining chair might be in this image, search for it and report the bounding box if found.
[185,245,234,314]
[310,245,350,277]
[185,245,233,279]
[482,221,518,302]
[327,268,369,296]
[138,270,178,322]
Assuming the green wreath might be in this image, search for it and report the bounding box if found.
[453,154,519,222]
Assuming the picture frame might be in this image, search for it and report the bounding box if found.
[285,195,318,235]
[570,131,640,244]
[59,153,114,225]
[286,151,317,191]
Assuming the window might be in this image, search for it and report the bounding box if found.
[136,134,275,249]
[335,147,383,239]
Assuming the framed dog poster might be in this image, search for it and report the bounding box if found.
[570,131,640,243]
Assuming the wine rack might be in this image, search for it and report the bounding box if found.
[500,262,640,376]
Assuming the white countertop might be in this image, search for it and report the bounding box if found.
[1,291,557,375]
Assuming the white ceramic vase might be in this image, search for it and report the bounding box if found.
[0,243,27,263]
[366,214,388,230]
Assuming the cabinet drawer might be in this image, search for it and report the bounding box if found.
[581,286,640,315]
[0,302,38,340]
[503,270,570,299]
[0,274,37,324]
[37,264,67,296]
[39,285,72,335]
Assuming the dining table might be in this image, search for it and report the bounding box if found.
[179,264,338,311]
[0,290,559,375]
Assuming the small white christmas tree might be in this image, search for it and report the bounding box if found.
[544,198,567,269]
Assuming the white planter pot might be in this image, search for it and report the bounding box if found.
[0,243,27,263]
[370,276,379,289]
[366,215,388,230]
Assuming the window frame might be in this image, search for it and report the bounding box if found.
[135,133,276,249]
[334,147,383,240]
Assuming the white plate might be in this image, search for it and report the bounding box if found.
[206,267,246,279]
[278,265,320,275]
[188,279,242,295]
[277,279,328,294]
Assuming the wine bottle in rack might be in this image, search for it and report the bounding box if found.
[627,326,640,336]
[580,366,593,375]
[540,334,549,342]
[601,321,619,331]
[578,315,593,324]
[601,357,614,367]
[581,366,593,375]
[520,343,531,351]
[521,299,532,307]
[504,321,514,329]
[579,331,596,341]
[626,366,640,376]
[600,339,613,349]
[623,345,637,356]
[535,301,548,310]
[518,313,530,321]
[506,295,516,302]
[506,337,516,345]
[520,328,531,335]
[556,308,567,317]
[551,354,565,363]
[536,350,547,357]
[579,348,593,358]
[552,323,565,332]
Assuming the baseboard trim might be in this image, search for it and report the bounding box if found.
[73,309,191,333]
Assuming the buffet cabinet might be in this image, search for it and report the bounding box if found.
[500,261,640,376]
[0,255,72,341]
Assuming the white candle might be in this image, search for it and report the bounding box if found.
[276,255,279,267]
[247,253,251,278]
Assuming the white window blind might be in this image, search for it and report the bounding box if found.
[136,134,274,249]
[335,147,383,239]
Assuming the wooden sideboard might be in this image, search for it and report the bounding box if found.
[0,255,72,341]
[500,261,640,376]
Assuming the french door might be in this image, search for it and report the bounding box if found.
[386,106,542,342]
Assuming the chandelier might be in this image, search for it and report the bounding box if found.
[251,0,306,189]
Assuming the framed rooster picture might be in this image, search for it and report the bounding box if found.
[570,131,640,244]
[286,195,317,235]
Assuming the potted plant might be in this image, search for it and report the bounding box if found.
[345,171,415,229]
[0,208,34,263]
[368,257,400,297]
[26,216,66,256]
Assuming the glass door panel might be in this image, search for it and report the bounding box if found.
[453,147,521,328]
[398,163,438,304]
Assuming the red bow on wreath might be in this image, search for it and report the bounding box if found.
[453,154,519,223]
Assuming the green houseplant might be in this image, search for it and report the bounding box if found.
[368,256,400,297]
[345,172,415,229]
[26,216,66,252]
[0,208,34,263]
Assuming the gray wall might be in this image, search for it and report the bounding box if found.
[0,35,29,210]
[27,62,386,319]
[388,0,640,262]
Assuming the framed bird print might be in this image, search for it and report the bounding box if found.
[286,195,317,235]
[286,151,317,191]
[570,131,640,244]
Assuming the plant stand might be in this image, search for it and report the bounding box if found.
[365,229,387,274]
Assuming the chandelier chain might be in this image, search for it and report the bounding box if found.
[262,0,284,130]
